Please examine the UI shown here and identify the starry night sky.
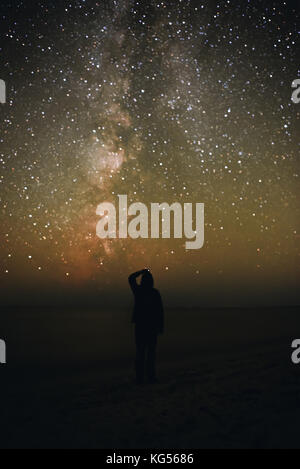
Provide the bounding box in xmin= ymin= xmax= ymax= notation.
xmin=0 ymin=0 xmax=299 ymax=307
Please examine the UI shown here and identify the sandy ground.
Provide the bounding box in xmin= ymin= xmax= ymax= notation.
xmin=0 ymin=307 xmax=300 ymax=448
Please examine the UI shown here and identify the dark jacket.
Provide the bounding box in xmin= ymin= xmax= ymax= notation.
xmin=129 ymin=275 xmax=164 ymax=335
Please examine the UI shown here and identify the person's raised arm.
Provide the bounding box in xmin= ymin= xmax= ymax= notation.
xmin=128 ymin=269 xmax=149 ymax=292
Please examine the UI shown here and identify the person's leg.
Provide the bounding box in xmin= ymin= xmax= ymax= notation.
xmin=146 ymin=336 xmax=157 ymax=383
xmin=135 ymin=333 xmax=146 ymax=384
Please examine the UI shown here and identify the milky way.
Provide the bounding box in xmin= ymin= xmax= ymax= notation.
xmin=0 ymin=0 xmax=299 ymax=306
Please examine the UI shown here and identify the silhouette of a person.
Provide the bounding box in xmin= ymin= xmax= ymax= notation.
xmin=128 ymin=269 xmax=164 ymax=384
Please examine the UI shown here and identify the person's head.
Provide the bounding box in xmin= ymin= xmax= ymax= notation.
xmin=141 ymin=271 xmax=154 ymax=289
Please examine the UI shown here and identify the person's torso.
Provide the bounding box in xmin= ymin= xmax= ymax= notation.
xmin=134 ymin=287 xmax=160 ymax=330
